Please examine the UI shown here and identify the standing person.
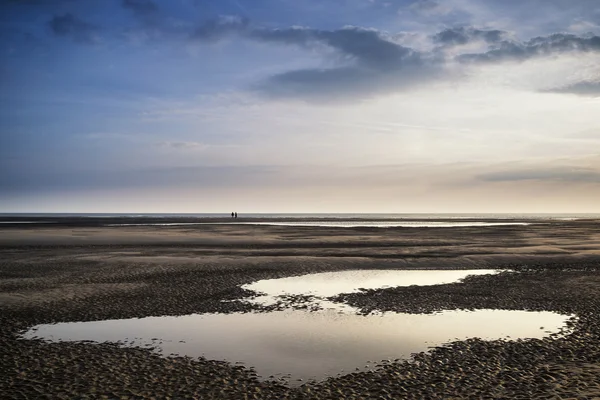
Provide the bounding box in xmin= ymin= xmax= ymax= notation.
xmin=234 ymin=212 xmax=238 ymax=218
xmin=231 ymin=212 xmax=234 ymax=218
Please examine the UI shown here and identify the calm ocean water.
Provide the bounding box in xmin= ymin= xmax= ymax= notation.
xmin=1 ymin=213 xmax=599 ymax=219
xmin=1 ymin=213 xmax=598 ymax=227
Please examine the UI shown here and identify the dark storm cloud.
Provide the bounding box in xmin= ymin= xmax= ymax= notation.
xmin=433 ymin=27 xmax=508 ymax=46
xmin=546 ymin=80 xmax=600 ymax=97
xmin=48 ymin=13 xmax=97 ymax=44
xmin=478 ymin=167 xmax=600 ymax=183
xmin=460 ymin=33 xmax=600 ymax=62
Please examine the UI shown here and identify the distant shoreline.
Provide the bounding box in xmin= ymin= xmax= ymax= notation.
xmin=0 ymin=213 xmax=599 ymax=229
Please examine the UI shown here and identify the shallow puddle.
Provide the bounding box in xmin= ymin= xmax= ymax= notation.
xmin=23 ymin=270 xmax=572 ymax=385
xmin=242 ymin=269 xmax=498 ymax=310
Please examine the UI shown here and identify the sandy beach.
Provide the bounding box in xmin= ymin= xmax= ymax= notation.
xmin=1 ymin=218 xmax=600 ymax=399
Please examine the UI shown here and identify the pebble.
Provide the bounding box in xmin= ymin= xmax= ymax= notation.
xmin=1 ymin=245 xmax=600 ymax=398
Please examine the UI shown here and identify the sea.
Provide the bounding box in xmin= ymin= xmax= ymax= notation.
xmin=0 ymin=213 xmax=598 ymax=227
xmin=1 ymin=213 xmax=598 ymax=219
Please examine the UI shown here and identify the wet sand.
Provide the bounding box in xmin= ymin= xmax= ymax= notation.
xmin=1 ymin=218 xmax=600 ymax=398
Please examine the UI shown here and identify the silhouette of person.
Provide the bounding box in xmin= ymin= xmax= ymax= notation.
xmin=234 ymin=212 xmax=238 ymax=218
xmin=231 ymin=212 xmax=234 ymax=218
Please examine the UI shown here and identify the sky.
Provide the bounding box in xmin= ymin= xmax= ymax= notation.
xmin=1 ymin=0 xmax=599 ymax=213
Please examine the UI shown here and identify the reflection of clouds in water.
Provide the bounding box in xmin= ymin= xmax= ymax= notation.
xmin=21 ymin=265 xmax=568 ymax=384
xmin=23 ymin=308 xmax=572 ymax=384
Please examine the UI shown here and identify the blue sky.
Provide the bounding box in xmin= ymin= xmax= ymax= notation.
xmin=1 ymin=0 xmax=600 ymax=212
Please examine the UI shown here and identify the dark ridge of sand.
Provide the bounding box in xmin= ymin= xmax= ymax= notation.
xmin=1 ymin=222 xmax=600 ymax=399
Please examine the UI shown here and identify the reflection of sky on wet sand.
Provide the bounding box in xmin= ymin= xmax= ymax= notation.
xmin=24 ymin=309 xmax=571 ymax=384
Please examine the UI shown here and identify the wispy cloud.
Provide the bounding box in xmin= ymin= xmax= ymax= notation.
xmin=460 ymin=33 xmax=600 ymax=63
xmin=432 ymin=27 xmax=509 ymax=46
xmin=409 ymin=0 xmax=454 ymax=17
xmin=478 ymin=166 xmax=600 ymax=183
xmin=546 ymin=80 xmax=600 ymax=97
xmin=157 ymin=141 xmax=206 ymax=149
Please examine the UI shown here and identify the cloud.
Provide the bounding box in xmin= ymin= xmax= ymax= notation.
xmin=255 ymin=67 xmax=377 ymax=100
xmin=48 ymin=13 xmax=98 ymax=44
xmin=478 ymin=167 xmax=600 ymax=183
xmin=255 ymin=63 xmax=438 ymax=101
xmin=409 ymin=0 xmax=453 ymax=16
xmin=433 ymin=27 xmax=508 ymax=46
xmin=192 ymin=21 xmax=436 ymax=99
xmin=190 ymin=17 xmax=600 ymax=67
xmin=193 ymin=22 xmax=421 ymax=70
xmin=255 ymin=26 xmax=422 ymax=70
xmin=546 ymin=80 xmax=600 ymax=97
xmin=188 ymin=17 xmax=600 ymax=99
xmin=257 ymin=28 xmax=436 ymax=101
xmin=157 ymin=141 xmax=206 ymax=149
xmin=460 ymin=33 xmax=600 ymax=62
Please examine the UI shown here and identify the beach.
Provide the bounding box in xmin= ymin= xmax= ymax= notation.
xmin=1 ymin=217 xmax=600 ymax=399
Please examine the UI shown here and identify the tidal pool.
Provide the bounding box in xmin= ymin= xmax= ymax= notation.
xmin=244 ymin=269 xmax=497 ymax=298
xmin=24 ymin=309 xmax=571 ymax=383
xmin=242 ymin=269 xmax=498 ymax=309
xmin=22 ymin=270 xmax=572 ymax=384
